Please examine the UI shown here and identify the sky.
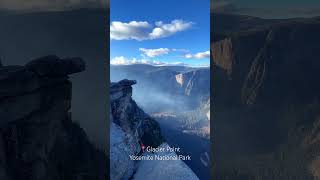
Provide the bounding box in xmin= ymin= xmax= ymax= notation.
xmin=0 ymin=0 xmax=106 ymax=11
xmin=213 ymin=0 xmax=320 ymax=18
xmin=110 ymin=0 xmax=210 ymax=67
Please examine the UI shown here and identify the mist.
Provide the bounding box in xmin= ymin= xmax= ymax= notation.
xmin=110 ymin=65 xmax=199 ymax=114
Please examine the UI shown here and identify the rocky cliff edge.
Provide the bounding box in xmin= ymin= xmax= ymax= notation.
xmin=0 ymin=55 xmax=107 ymax=180
xmin=110 ymin=79 xmax=199 ymax=180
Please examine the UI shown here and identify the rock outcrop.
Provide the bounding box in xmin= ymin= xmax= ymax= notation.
xmin=0 ymin=55 xmax=107 ymax=180
xmin=110 ymin=79 xmax=199 ymax=180
xmin=0 ymin=9 xmax=109 ymax=150
xmin=134 ymin=143 xmax=200 ymax=180
xmin=110 ymin=79 xmax=163 ymax=148
xmin=110 ymin=121 xmax=138 ymax=180
xmin=110 ymin=79 xmax=164 ymax=180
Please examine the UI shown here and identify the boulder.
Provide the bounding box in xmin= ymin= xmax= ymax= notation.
xmin=0 ymin=56 xmax=106 ymax=180
xmin=26 ymin=55 xmax=85 ymax=76
xmin=118 ymin=79 xmax=137 ymax=86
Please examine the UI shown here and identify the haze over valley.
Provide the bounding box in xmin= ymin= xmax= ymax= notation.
xmin=111 ymin=64 xmax=210 ymax=179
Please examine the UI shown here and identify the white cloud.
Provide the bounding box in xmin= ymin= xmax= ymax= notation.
xmin=139 ymin=48 xmax=170 ymax=57
xmin=149 ymin=20 xmax=193 ymax=39
xmin=184 ymin=50 xmax=210 ymax=59
xmin=110 ymin=21 xmax=152 ymax=41
xmin=110 ymin=56 xmax=129 ymax=65
xmin=111 ymin=56 xmax=165 ymax=66
xmin=110 ymin=56 xmax=186 ymax=66
xmin=110 ymin=19 xmax=193 ymax=41
xmin=166 ymin=62 xmax=189 ymax=66
xmin=172 ymin=49 xmax=189 ymax=53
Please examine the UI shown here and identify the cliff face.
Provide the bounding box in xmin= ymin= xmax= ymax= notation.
xmin=0 ymin=56 xmax=107 ymax=180
xmin=110 ymin=79 xmax=164 ymax=180
xmin=175 ymin=69 xmax=210 ymax=97
xmin=212 ymin=16 xmax=320 ymax=178
xmin=110 ymin=79 xmax=164 ymax=148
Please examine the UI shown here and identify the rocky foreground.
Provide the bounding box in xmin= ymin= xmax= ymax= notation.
xmin=0 ymin=56 xmax=107 ymax=180
xmin=110 ymin=79 xmax=199 ymax=180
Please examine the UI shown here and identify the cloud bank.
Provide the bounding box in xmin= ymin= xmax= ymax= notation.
xmin=138 ymin=48 xmax=210 ymax=59
xmin=184 ymin=51 xmax=210 ymax=59
xmin=139 ymin=48 xmax=170 ymax=58
xmin=110 ymin=56 xmax=186 ymax=66
xmin=110 ymin=19 xmax=193 ymax=41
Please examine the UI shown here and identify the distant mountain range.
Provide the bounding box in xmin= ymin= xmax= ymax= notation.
xmin=212 ymin=13 xmax=320 ymax=42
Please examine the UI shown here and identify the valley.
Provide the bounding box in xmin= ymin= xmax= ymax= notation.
xmin=111 ymin=64 xmax=210 ymax=179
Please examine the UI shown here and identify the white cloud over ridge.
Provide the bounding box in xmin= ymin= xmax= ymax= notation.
xmin=110 ymin=19 xmax=193 ymax=41
xmin=138 ymin=48 xmax=210 ymax=60
xmin=184 ymin=50 xmax=210 ymax=59
xmin=110 ymin=56 xmax=187 ymax=66
xmin=139 ymin=48 xmax=170 ymax=57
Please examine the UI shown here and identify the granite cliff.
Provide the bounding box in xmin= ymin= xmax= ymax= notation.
xmin=175 ymin=69 xmax=210 ymax=98
xmin=212 ymin=13 xmax=320 ymax=179
xmin=0 ymin=56 xmax=107 ymax=180
xmin=110 ymin=79 xmax=164 ymax=149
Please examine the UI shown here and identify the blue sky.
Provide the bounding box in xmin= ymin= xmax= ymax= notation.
xmin=110 ymin=0 xmax=210 ymax=67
